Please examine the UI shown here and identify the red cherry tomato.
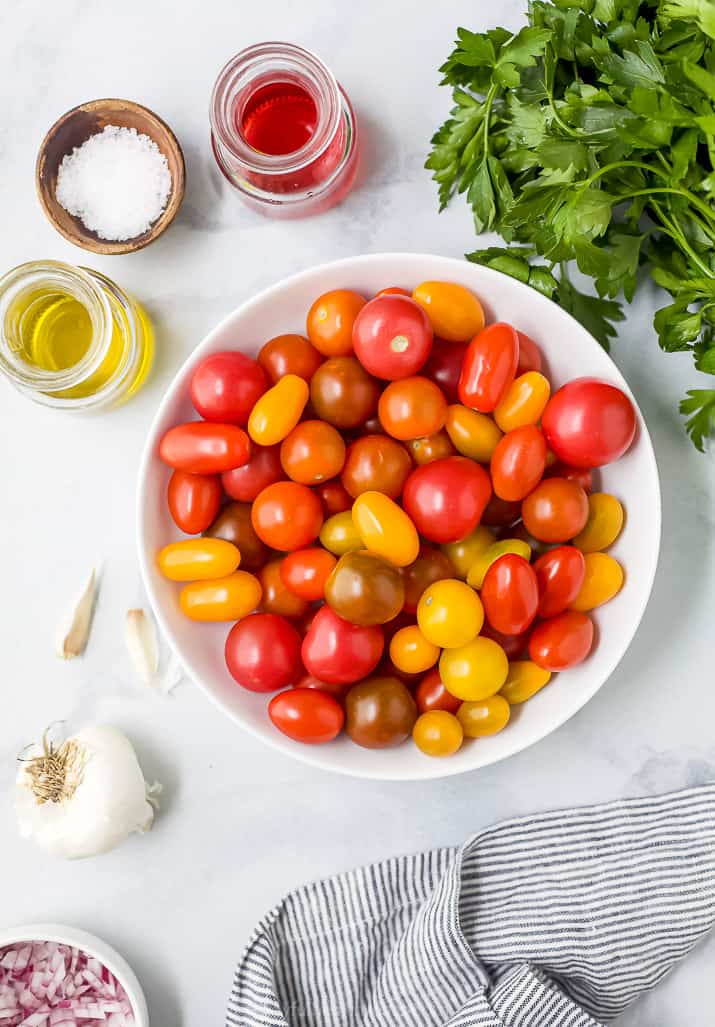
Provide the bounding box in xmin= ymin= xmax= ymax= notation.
xmin=422 ymin=339 xmax=469 ymax=404
xmin=352 ymin=295 xmax=433 ymax=380
xmin=529 ymin=610 xmax=594 ymax=671
xmin=376 ymin=286 xmax=411 ymax=297
xmin=533 ymin=546 xmax=586 ymax=618
xmin=301 ymin=606 xmax=383 ymax=685
xmin=190 ymin=352 xmax=268 ymax=425
xmin=280 ymin=548 xmax=337 ymax=601
xmin=490 ymin=425 xmax=547 ymax=502
xmin=459 ymin=322 xmax=519 ymax=413
xmin=225 ymin=613 xmax=302 ymax=692
xmin=415 ymin=669 xmax=462 ymax=714
xmin=251 ymin=481 xmax=323 ymax=551
xmin=403 ymin=456 xmax=492 ymax=544
xmin=268 ymin=688 xmax=344 ymax=744
xmin=516 ymin=331 xmax=542 ymax=375
xmin=315 ymin=480 xmax=353 ymax=516
xmin=480 ymin=621 xmax=529 ymax=660
xmin=545 ymin=461 xmax=593 ymax=493
xmin=522 ymin=478 xmax=589 ymax=543
xmin=257 ymin=334 xmax=323 ymax=383
xmin=297 ymin=671 xmax=350 ymax=698
xmin=481 ymin=554 xmax=539 ymax=635
xmin=167 ymin=470 xmax=222 ymax=534
xmin=222 ymin=444 xmax=283 ymax=502
xmin=159 ymin=422 xmax=251 ymax=474
xmin=542 ymin=378 xmax=637 ymax=468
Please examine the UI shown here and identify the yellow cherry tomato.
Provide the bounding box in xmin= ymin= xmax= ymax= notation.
xmin=494 ymin=372 xmax=551 ymax=433
xmin=417 ymin=579 xmax=484 ymax=649
xmin=412 ymin=281 xmax=485 ymax=342
xmin=352 ymin=491 xmax=420 ymax=567
xmin=445 ymin=405 xmax=503 ymax=462
xmin=389 ymin=625 xmax=440 ymax=674
xmin=413 ymin=710 xmax=464 ymax=757
xmin=570 ymin=552 xmax=624 ymax=611
xmin=573 ymin=493 xmax=625 ymax=553
xmin=439 ymin=636 xmax=509 ymax=700
xmin=319 ymin=510 xmax=362 ymax=556
xmin=457 ymin=695 xmax=511 ymax=737
xmin=179 ymin=570 xmax=262 ymax=621
xmin=500 ymin=660 xmax=552 ymax=704
xmin=157 ymin=538 xmax=240 ymax=581
xmin=467 ymin=538 xmax=531 ymax=590
xmin=441 ymin=525 xmax=494 ymax=580
xmin=247 ymin=374 xmax=309 ymax=446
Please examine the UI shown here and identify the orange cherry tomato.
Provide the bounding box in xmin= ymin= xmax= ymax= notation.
xmin=341 ymin=434 xmax=412 ymax=498
xmin=402 ymin=546 xmax=455 ymax=613
xmin=412 ymin=710 xmax=464 ymax=757
xmin=522 ymin=478 xmax=589 ymax=543
xmin=493 ymin=372 xmax=551 ymax=433
xmin=457 ymin=695 xmax=511 ymax=737
xmin=280 ymin=548 xmax=337 ymax=601
xmin=389 ymin=625 xmax=440 ymax=675
xmin=459 ymin=322 xmax=519 ymax=413
xmin=445 ymin=405 xmax=503 ymax=462
xmin=378 ymin=376 xmax=448 ymax=441
xmin=516 ymin=331 xmax=543 ymax=374
xmin=280 ymin=420 xmax=346 ymax=485
xmin=247 ymin=374 xmax=309 ymax=446
xmin=352 ymin=491 xmax=420 ymax=567
xmin=251 ymin=481 xmax=323 ymax=551
xmin=377 ymin=286 xmax=411 ymax=297
xmin=315 ymin=480 xmax=353 ymax=516
xmin=179 ymin=570 xmax=262 ymax=622
xmin=157 ymin=538 xmax=240 ymax=581
xmin=259 ymin=559 xmax=310 ymax=618
xmin=257 ymin=333 xmax=323 ymax=383
xmin=306 ymin=289 xmax=366 ymax=356
xmin=414 ymin=668 xmax=462 ymax=714
xmin=490 ymin=425 xmax=547 ymax=502
xmin=404 ymin=430 xmax=455 ymax=465
xmin=570 ymin=552 xmax=624 ymax=611
xmin=529 ymin=610 xmax=594 ymax=671
xmin=412 ymin=281 xmax=485 ymax=342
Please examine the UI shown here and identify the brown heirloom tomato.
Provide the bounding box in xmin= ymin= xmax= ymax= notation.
xmin=258 ymin=333 xmax=323 ymax=383
xmin=402 ymin=546 xmax=455 ymax=613
xmin=404 ymin=430 xmax=455 ymax=466
xmin=325 ymin=550 xmax=405 ymax=626
xmin=259 ymin=559 xmax=310 ymax=618
xmin=341 ymin=434 xmax=412 ymax=499
xmin=345 ymin=676 xmax=417 ymax=749
xmin=310 ymin=356 xmax=380 ymax=429
xmin=205 ymin=501 xmax=269 ymax=571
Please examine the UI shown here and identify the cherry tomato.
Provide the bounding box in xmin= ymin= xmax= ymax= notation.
xmin=159 ymin=422 xmax=251 ymax=474
xmin=570 ymin=552 xmax=624 ymax=611
xmin=542 ymin=378 xmax=637 ymax=467
xmin=481 ymin=494 xmax=522 ymax=528
xmin=378 ymin=376 xmax=447 ymax=441
xmin=221 ymin=444 xmax=283 ymax=502
xmin=302 ymin=606 xmax=383 ymax=685
xmin=529 ymin=610 xmax=594 ymax=671
xmin=459 ymin=322 xmax=519 ymax=413
xmin=280 ymin=548 xmax=337 ymax=601
xmin=417 ymin=579 xmax=484 ymax=649
xmin=297 ymin=671 xmax=351 ymax=698
xmin=247 ymin=374 xmax=309 ymax=446
xmin=157 ymin=538 xmax=240 ymax=581
xmin=415 ymin=669 xmax=462 ymax=714
xmin=412 ymin=281 xmax=485 ymax=342
xmin=251 ymin=481 xmax=323 ymax=551
xmin=345 ymin=676 xmax=417 ymax=748
xmin=481 ymin=554 xmax=539 ymax=635
xmin=404 ymin=430 xmax=455 ymax=465
xmin=413 ymin=710 xmax=463 ymax=757
xmin=377 ymin=286 xmax=411 ymax=297
xmin=310 ymin=356 xmax=380 ymax=428
xmin=315 ymin=480 xmax=353 ymax=516
xmin=403 ymin=456 xmax=492 ymax=544
xmin=522 ymin=478 xmax=589 ymax=543
xmin=516 ymin=331 xmax=543 ymax=375
xmin=402 ymin=546 xmax=455 ymax=612
xmin=439 ymin=636 xmax=509 ymax=700
xmin=500 ymin=660 xmax=552 ymax=704
xmin=167 ymin=470 xmax=221 ymax=534
xmin=259 ymin=559 xmax=310 ymax=618
xmin=480 ymin=622 xmax=529 ymax=661
xmin=352 ymin=491 xmax=420 ymax=567
xmin=457 ymin=695 xmax=510 ymax=737
xmin=445 ymin=405 xmax=503 ymax=462
xmin=466 ymin=539 xmax=532 ymax=590
xmin=544 ymin=462 xmax=593 ymax=492
xmin=280 ymin=420 xmax=346 ymax=485
xmin=534 ymin=546 xmax=586 ymax=618
xmin=573 ymin=493 xmax=624 ymax=553
xmin=493 ymin=372 xmax=551 ymax=433
xmin=179 ymin=570 xmax=262 ymax=621
xmin=225 ymin=612 xmax=302 ymax=692
xmin=268 ymin=688 xmax=344 ymax=744
xmin=352 ymin=295 xmax=433 ymax=379
xmin=257 ymin=334 xmax=323 ymax=383
xmin=205 ymin=502 xmax=269 ymax=571
xmin=422 ymin=339 xmax=469 ymax=404
xmin=190 ymin=351 xmax=268 ymax=426
xmin=341 ymin=435 xmax=412 ymax=499
xmin=490 ymin=425 xmax=547 ymax=502
xmin=306 ymin=289 xmax=366 ymax=356
xmin=389 ymin=625 xmax=440 ymax=674
xmin=441 ymin=525 xmax=494 ymax=580
xmin=319 ymin=510 xmax=362 ymax=556
xmin=325 ymin=550 xmax=405 ymax=625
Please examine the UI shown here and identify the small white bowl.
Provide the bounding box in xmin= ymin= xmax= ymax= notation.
xmin=0 ymin=923 xmax=149 ymax=1026
xmin=137 ymin=252 xmax=661 ymax=781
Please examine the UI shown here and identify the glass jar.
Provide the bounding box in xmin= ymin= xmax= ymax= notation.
xmin=0 ymin=260 xmax=153 ymax=411
xmin=210 ymin=42 xmax=359 ymax=218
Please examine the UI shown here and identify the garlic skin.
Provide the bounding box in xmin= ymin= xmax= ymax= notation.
xmin=15 ymin=724 xmax=156 ymax=860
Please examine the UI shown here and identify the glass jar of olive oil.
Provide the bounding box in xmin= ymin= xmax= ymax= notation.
xmin=0 ymin=260 xmax=153 ymax=410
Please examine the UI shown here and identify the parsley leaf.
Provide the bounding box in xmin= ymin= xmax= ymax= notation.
xmin=680 ymin=389 xmax=715 ymax=450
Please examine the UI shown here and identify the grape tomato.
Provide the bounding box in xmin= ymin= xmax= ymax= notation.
xmin=533 ymin=545 xmax=585 ymax=618
xmin=157 ymin=538 xmax=240 ymax=581
xmin=480 ymin=554 xmax=539 ymax=635
xmin=179 ymin=570 xmax=262 ymax=622
xmin=352 ymin=491 xmax=420 ymax=567
xmin=167 ymin=470 xmax=221 ymax=535
xmin=248 ymin=374 xmax=309 ymax=446
xmin=160 ymin=422 xmax=251 ymax=474
xmin=269 ymin=688 xmax=344 ymax=745
xmin=459 ymin=322 xmax=519 ymax=413
xmin=573 ymin=493 xmax=624 ymax=553
xmin=412 ymin=281 xmax=485 ymax=342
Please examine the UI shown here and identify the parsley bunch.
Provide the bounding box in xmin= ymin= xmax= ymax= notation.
xmin=427 ymin=0 xmax=715 ymax=449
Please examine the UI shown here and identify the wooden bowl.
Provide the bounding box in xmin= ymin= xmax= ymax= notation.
xmin=36 ymin=98 xmax=185 ymax=255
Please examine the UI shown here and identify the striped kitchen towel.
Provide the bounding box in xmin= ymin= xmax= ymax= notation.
xmin=228 ymin=784 xmax=715 ymax=1026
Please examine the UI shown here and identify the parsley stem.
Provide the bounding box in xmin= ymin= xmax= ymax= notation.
xmin=650 ymin=198 xmax=714 ymax=279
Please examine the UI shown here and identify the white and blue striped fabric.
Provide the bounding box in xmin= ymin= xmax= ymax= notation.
xmin=228 ymin=784 xmax=715 ymax=1026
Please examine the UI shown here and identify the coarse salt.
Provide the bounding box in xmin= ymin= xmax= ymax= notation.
xmin=56 ymin=125 xmax=172 ymax=241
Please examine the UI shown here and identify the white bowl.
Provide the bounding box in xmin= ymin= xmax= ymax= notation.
xmin=0 ymin=923 xmax=149 ymax=1026
xmin=137 ymin=253 xmax=660 ymax=781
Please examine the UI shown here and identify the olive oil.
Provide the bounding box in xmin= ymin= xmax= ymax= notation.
xmin=10 ymin=289 xmax=92 ymax=371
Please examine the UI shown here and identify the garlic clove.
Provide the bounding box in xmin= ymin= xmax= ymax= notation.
xmin=125 ymin=608 xmax=159 ymax=687
xmin=159 ymin=650 xmax=185 ymax=695
xmin=56 ymin=568 xmax=98 ymax=659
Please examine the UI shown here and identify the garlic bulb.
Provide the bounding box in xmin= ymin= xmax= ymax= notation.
xmin=15 ymin=724 xmax=157 ymax=860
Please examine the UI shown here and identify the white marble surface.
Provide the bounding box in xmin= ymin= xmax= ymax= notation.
xmin=1 ymin=1 xmax=714 ymax=1024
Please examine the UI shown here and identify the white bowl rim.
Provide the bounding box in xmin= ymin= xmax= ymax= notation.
xmin=0 ymin=922 xmax=149 ymax=1026
xmin=137 ymin=251 xmax=661 ymax=782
